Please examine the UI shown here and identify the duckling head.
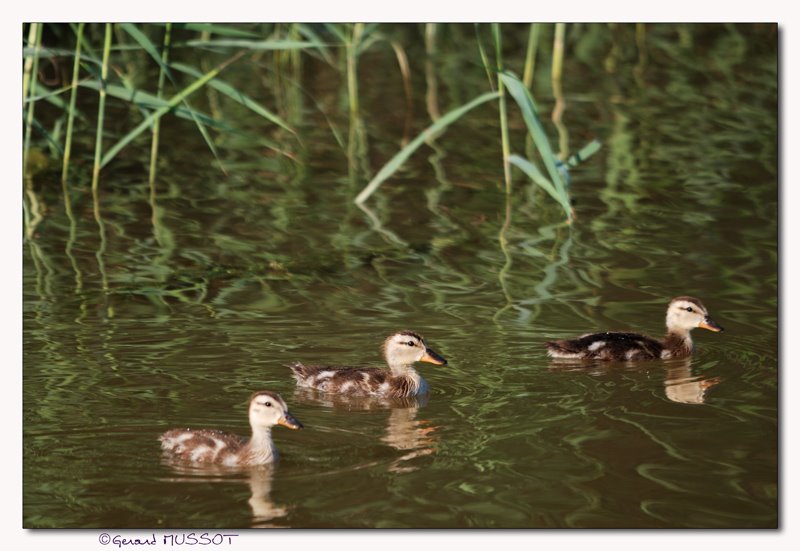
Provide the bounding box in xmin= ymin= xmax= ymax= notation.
xmin=382 ymin=330 xmax=448 ymax=369
xmin=248 ymin=391 xmax=303 ymax=431
xmin=666 ymin=296 xmax=724 ymax=335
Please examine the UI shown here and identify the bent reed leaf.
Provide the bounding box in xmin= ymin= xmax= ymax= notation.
xmin=355 ymin=91 xmax=500 ymax=204
xmin=99 ymin=51 xmax=246 ymax=169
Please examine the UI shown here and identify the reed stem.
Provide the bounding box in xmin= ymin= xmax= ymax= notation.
xmin=346 ymin=23 xmax=364 ymax=122
xmin=91 ymin=24 xmax=113 ymax=194
xmin=551 ymin=23 xmax=569 ymax=161
xmin=61 ymin=23 xmax=85 ymax=185
xmin=23 ymin=23 xmax=42 ymax=177
xmin=149 ymin=23 xmax=172 ymax=186
xmin=493 ymin=24 xmax=512 ymax=192
xmin=522 ymin=23 xmax=540 ymax=90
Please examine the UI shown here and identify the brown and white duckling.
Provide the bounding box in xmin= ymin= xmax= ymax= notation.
xmin=289 ymin=330 xmax=447 ymax=398
xmin=159 ymin=391 xmax=303 ymax=467
xmin=545 ymin=296 xmax=723 ymax=361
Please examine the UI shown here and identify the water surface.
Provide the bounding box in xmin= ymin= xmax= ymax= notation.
xmin=23 ymin=23 xmax=777 ymax=528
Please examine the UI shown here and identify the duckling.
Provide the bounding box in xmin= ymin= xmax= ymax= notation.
xmin=159 ymin=391 xmax=303 ymax=467
xmin=545 ymin=296 xmax=723 ymax=361
xmin=289 ymin=330 xmax=447 ymax=398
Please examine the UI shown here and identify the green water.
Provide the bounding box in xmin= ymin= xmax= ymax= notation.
xmin=23 ymin=23 xmax=777 ymax=528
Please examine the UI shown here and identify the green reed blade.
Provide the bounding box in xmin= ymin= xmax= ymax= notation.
xmin=175 ymin=23 xmax=259 ymax=38
xmin=567 ymin=139 xmax=602 ymax=167
xmin=509 ymin=154 xmax=571 ymax=216
xmin=100 ymin=50 xmax=245 ymax=168
xmin=62 ymin=22 xmax=84 ymax=184
xmin=322 ymin=23 xmax=348 ymax=43
xmin=185 ymin=38 xmax=323 ymax=50
xmin=23 ymin=23 xmax=42 ymax=177
xmin=474 ymin=24 xmax=496 ymax=91
xmin=493 ymin=23 xmax=512 ymax=192
xmin=149 ymin=23 xmax=171 ymax=184
xmin=80 ymin=80 xmax=243 ymax=134
xmin=523 ymin=23 xmax=541 ymax=89
xmin=30 ymin=115 xmax=64 ymax=157
xmin=120 ymin=24 xmax=169 ymax=76
xmin=171 ymin=62 xmax=295 ymax=133
xmin=122 ymin=23 xmax=226 ymax=175
xmin=499 ymin=72 xmax=569 ymax=202
xmin=91 ymin=23 xmax=113 ymax=190
xmin=295 ymin=24 xmax=334 ymax=65
xmin=355 ymin=91 xmax=501 ymax=204
xmin=26 ymin=83 xmax=72 ymax=109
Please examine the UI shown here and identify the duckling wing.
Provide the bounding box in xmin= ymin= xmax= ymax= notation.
xmin=289 ymin=363 xmax=388 ymax=394
xmin=546 ymin=332 xmax=663 ymax=360
xmin=160 ymin=428 xmax=247 ymax=464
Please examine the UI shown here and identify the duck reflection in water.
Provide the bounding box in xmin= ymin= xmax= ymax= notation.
xmin=293 ymin=388 xmax=437 ymax=473
xmin=548 ymin=357 xmax=721 ymax=405
xmin=662 ymin=358 xmax=722 ymax=405
xmin=158 ymin=462 xmax=289 ymax=527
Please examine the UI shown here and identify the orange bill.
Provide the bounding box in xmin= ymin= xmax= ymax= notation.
xmin=278 ymin=412 xmax=304 ymax=430
xmin=420 ymin=347 xmax=448 ymax=366
xmin=699 ymin=317 xmax=724 ymax=332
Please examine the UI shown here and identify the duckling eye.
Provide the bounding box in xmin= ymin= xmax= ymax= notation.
xmin=685 ymin=307 xmax=694 ymax=313
xmin=264 ymin=402 xmax=272 ymax=407
xmin=406 ymin=341 xmax=415 ymax=347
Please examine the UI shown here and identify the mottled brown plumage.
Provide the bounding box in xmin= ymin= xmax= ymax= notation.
xmin=290 ymin=331 xmax=447 ymax=397
xmin=159 ymin=391 xmax=302 ymax=467
xmin=545 ymin=296 xmax=723 ymax=361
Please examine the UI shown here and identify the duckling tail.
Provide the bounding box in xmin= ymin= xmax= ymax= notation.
xmin=544 ymin=340 xmax=581 ymax=358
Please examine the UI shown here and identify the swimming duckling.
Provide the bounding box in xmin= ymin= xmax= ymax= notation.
xmin=289 ymin=330 xmax=447 ymax=398
xmin=159 ymin=391 xmax=303 ymax=467
xmin=545 ymin=296 xmax=723 ymax=361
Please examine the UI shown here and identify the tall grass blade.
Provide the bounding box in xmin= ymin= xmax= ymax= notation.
xmin=508 ymin=155 xmax=571 ymax=215
xmin=566 ymin=139 xmax=602 ymax=167
xmin=185 ymin=38 xmax=324 ymax=50
xmin=149 ymin=23 xmax=171 ymax=185
xmin=499 ymin=72 xmax=569 ymax=200
xmin=171 ymin=62 xmax=295 ymax=133
xmin=61 ymin=23 xmax=84 ymax=184
xmin=493 ymin=23 xmax=512 ymax=191
xmin=523 ymin=23 xmax=541 ymax=89
xmin=78 ymin=81 xmax=230 ymax=129
xmin=122 ymin=23 xmax=227 ymax=175
xmin=91 ymin=24 xmax=113 ymax=190
xmin=176 ymin=23 xmax=260 ymax=38
xmin=100 ymin=51 xmax=246 ymax=169
xmin=295 ymin=24 xmax=334 ymax=65
xmin=474 ymin=24 xmax=496 ymax=91
xmin=551 ymin=23 xmax=569 ymax=160
xmin=23 ymin=23 xmax=42 ymax=177
xmin=355 ymin=91 xmax=500 ymax=204
xmin=120 ymin=23 xmax=170 ymax=76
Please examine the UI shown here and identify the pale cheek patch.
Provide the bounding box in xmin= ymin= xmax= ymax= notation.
xmin=588 ymin=341 xmax=606 ymax=352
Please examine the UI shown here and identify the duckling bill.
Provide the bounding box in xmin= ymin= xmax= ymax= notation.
xmin=290 ymin=330 xmax=447 ymax=398
xmin=545 ymin=296 xmax=723 ymax=361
